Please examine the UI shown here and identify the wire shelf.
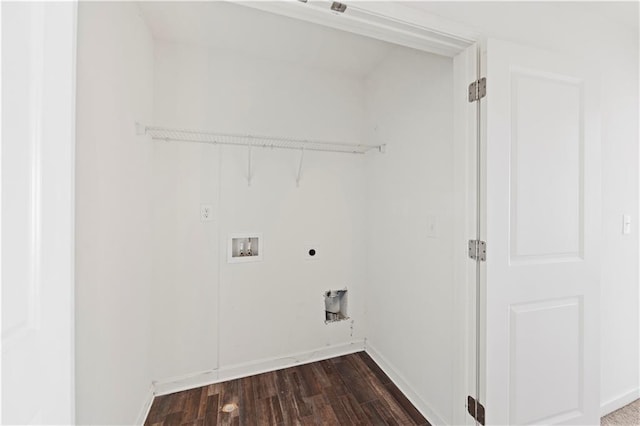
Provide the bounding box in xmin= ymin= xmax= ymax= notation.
xmin=143 ymin=125 xmax=384 ymax=155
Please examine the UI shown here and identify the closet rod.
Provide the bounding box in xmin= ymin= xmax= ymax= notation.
xmin=137 ymin=124 xmax=385 ymax=155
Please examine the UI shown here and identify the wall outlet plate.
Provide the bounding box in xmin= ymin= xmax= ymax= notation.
xmin=623 ymin=214 xmax=632 ymax=235
xmin=200 ymin=204 xmax=214 ymax=222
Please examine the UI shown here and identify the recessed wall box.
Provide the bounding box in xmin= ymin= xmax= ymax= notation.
xmin=228 ymin=233 xmax=263 ymax=263
xmin=324 ymin=289 xmax=348 ymax=323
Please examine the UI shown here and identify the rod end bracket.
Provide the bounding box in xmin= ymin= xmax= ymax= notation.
xmin=135 ymin=122 xmax=147 ymax=136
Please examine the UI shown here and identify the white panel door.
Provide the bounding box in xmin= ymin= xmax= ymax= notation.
xmin=483 ymin=39 xmax=600 ymax=425
xmin=2 ymin=2 xmax=76 ymax=424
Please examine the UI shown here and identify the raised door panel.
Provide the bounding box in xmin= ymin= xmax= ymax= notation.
xmin=509 ymin=298 xmax=583 ymax=424
xmin=510 ymin=71 xmax=584 ymax=263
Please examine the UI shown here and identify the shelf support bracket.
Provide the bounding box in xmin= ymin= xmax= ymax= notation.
xmin=296 ymin=148 xmax=305 ymax=187
xmin=247 ymin=143 xmax=253 ymax=187
xmin=135 ymin=122 xmax=147 ymax=136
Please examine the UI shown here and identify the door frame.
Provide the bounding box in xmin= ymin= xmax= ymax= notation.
xmin=238 ymin=2 xmax=484 ymax=424
xmin=1 ymin=1 xmax=78 ymax=423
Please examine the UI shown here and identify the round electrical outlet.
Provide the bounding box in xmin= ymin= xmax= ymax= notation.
xmin=304 ymin=244 xmax=320 ymax=260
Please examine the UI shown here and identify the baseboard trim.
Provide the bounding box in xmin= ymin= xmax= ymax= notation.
xmin=601 ymin=387 xmax=640 ymax=416
xmin=135 ymin=384 xmax=155 ymax=425
xmin=152 ymin=340 xmax=366 ymax=396
xmin=365 ymin=343 xmax=446 ymax=426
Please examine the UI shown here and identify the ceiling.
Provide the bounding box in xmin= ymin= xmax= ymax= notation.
xmin=577 ymin=1 xmax=639 ymax=34
xmin=136 ymin=1 xmax=399 ymax=78
xmin=410 ymin=1 xmax=639 ymax=36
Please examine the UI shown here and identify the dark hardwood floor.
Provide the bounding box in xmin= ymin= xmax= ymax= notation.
xmin=145 ymin=351 xmax=430 ymax=426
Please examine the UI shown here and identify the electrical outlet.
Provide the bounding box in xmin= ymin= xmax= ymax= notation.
xmin=623 ymin=214 xmax=631 ymax=235
xmin=200 ymin=204 xmax=213 ymax=222
xmin=304 ymin=243 xmax=320 ymax=260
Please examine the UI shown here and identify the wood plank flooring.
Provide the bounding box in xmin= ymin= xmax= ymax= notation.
xmin=145 ymin=351 xmax=430 ymax=426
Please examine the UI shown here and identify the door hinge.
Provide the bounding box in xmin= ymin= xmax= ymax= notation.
xmin=468 ymin=239 xmax=486 ymax=261
xmin=467 ymin=396 xmax=486 ymax=425
xmin=468 ymin=77 xmax=487 ymax=102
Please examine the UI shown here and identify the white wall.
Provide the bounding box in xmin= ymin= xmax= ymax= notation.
xmin=364 ymin=48 xmax=455 ymax=424
xmin=75 ymin=2 xmax=154 ymax=424
xmin=150 ymin=43 xmax=220 ymax=382
xmin=410 ymin=1 xmax=640 ymax=413
xmin=151 ymin=42 xmax=368 ymax=382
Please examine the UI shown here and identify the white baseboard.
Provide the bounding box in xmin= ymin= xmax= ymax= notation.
xmin=152 ymin=340 xmax=366 ymax=396
xmin=135 ymin=384 xmax=155 ymax=426
xmin=365 ymin=343 xmax=446 ymax=426
xmin=601 ymin=387 xmax=640 ymax=416
xmin=153 ymin=370 xmax=219 ymax=398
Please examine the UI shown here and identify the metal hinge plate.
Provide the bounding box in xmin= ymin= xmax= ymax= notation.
xmin=468 ymin=239 xmax=486 ymax=261
xmin=330 ymin=1 xmax=347 ymax=12
xmin=467 ymin=396 xmax=486 ymax=425
xmin=468 ymin=78 xmax=487 ymax=102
